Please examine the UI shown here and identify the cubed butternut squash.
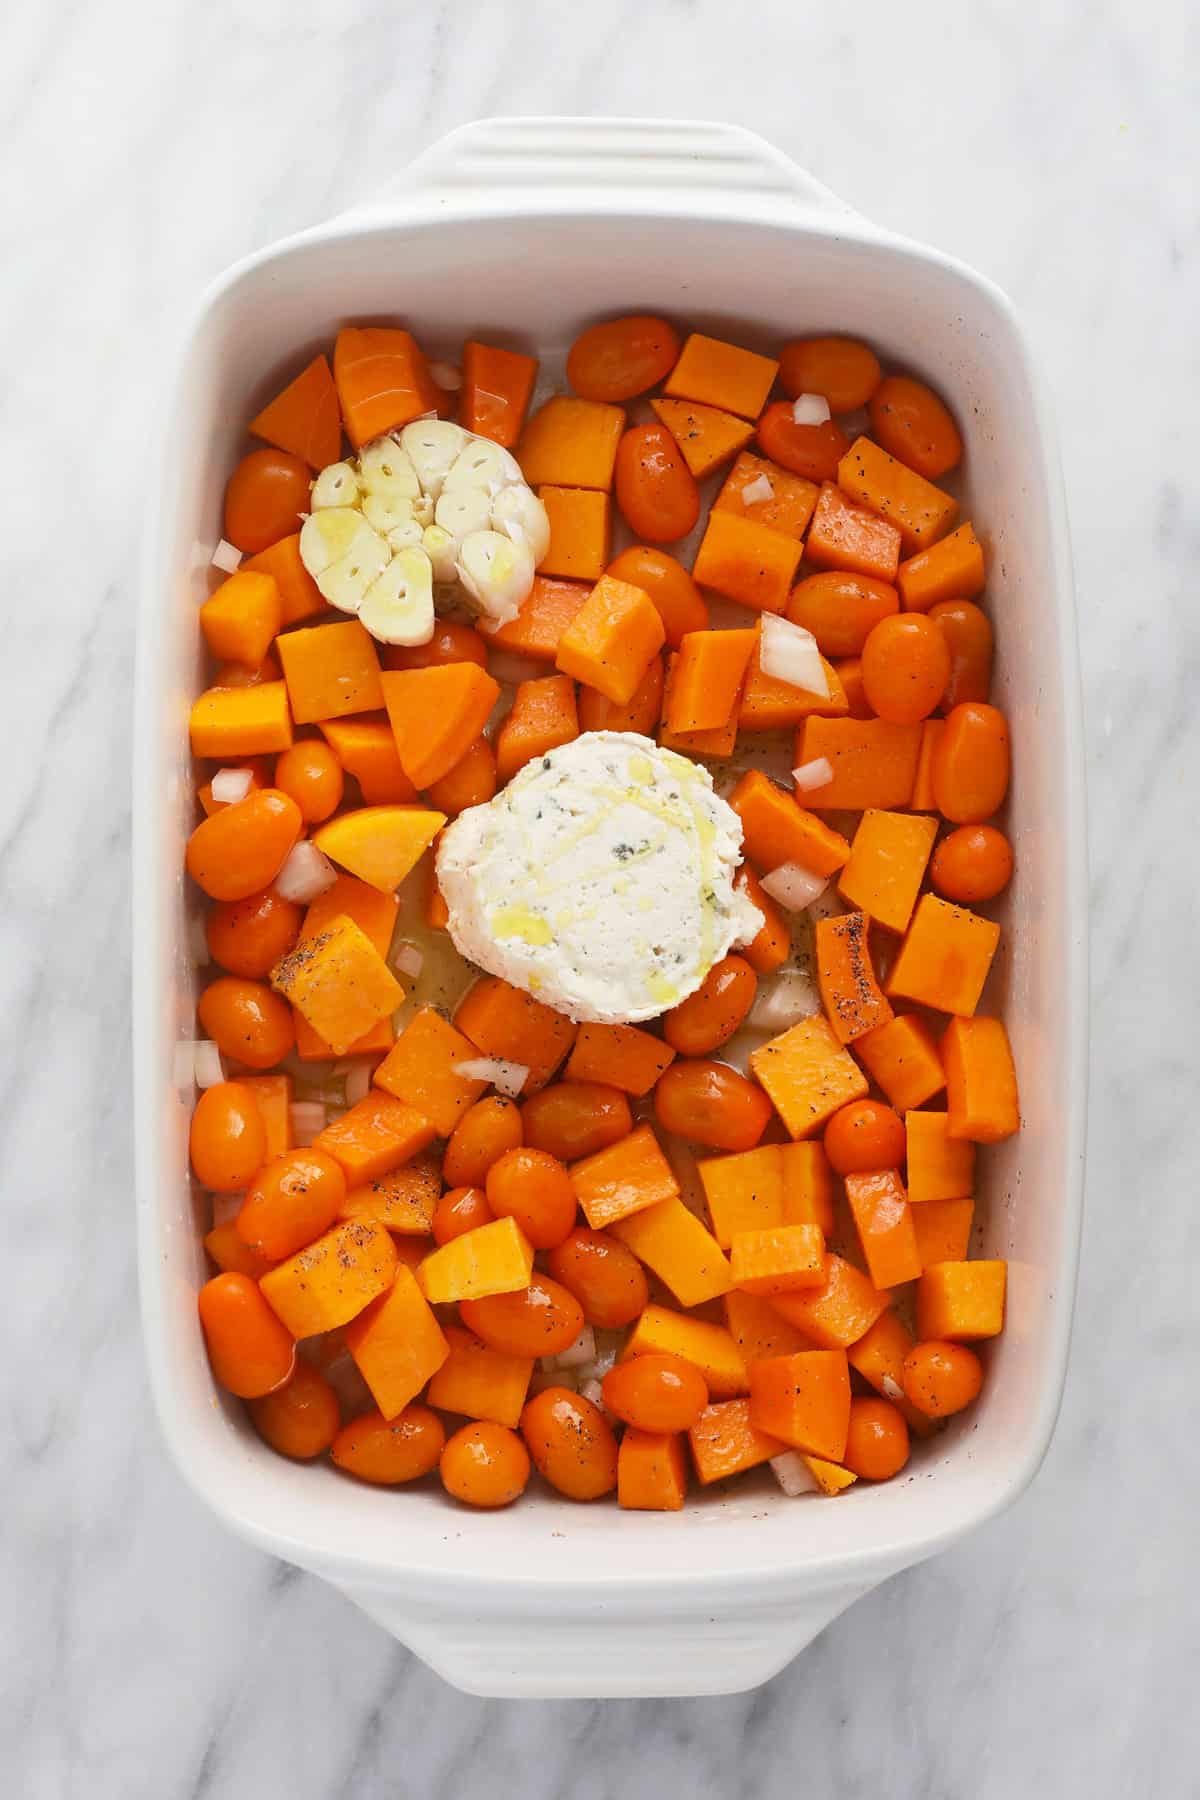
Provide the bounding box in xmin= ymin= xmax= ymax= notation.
xmin=537 ymin=486 xmax=610 ymax=581
xmin=779 ymin=1142 xmax=836 ymax=1235
xmin=730 ymin=1224 xmax=826 ymax=1295
xmin=898 ymin=521 xmax=986 ymax=612
xmin=845 ymin=1169 xmax=922 ymax=1289
xmin=750 ymin=1014 xmax=869 ymax=1139
xmin=729 ymin=769 xmax=851 ymax=877
xmin=795 ymin=717 xmax=923 ymax=811
xmin=911 ymin=718 xmax=945 ymax=811
xmin=483 ymin=575 xmax=590 ymax=662
xmin=495 ymin=674 xmax=579 ymax=782
xmin=942 ymin=1014 xmax=1020 ymax=1142
xmin=713 ymin=451 xmax=819 ymax=539
xmin=200 ymin=570 xmax=282 ymax=668
xmin=259 ymin=1219 xmax=399 ymax=1337
xmin=610 ymin=1196 xmax=732 ymax=1307
xmin=373 ymin=1005 xmax=488 ymax=1137
xmin=189 ymin=681 xmax=294 ymax=757
xmin=905 ymin=1110 xmax=976 ymax=1203
xmin=312 ymin=805 xmax=445 ymax=893
xmin=805 ymin=481 xmax=902 ymax=582
xmin=917 ymin=1260 xmax=1007 ymax=1341
xmin=333 ymin=325 xmax=441 ymax=448
xmin=699 ymin=1145 xmax=784 ymax=1249
xmin=723 ymin=1290 xmax=816 ymax=1364
xmin=838 ymin=436 xmax=958 ymax=554
xmin=319 ymin=715 xmax=416 ymax=805
xmin=625 ymin=1304 xmax=747 ymax=1398
xmin=314 ymin=1092 xmax=437 ymax=1185
xmin=748 ymin=1350 xmax=851 ymax=1462
xmin=519 ymin=395 xmax=625 ymax=489
xmin=344 ymin=1264 xmax=448 ymax=1418
xmin=455 ymin=975 xmax=577 ymax=1092
xmin=243 ymin=533 xmax=326 ymax=626
xmin=425 ymin=1324 xmax=533 ymax=1427
xmin=814 ymin=911 xmax=893 ymax=1045
xmin=276 ymin=619 xmax=384 ymax=724
xmin=564 ymin=1021 xmax=675 ymax=1097
xmin=853 ymin=1014 xmax=945 ymax=1113
xmin=691 ymin=512 xmax=804 ymax=615
xmin=839 ymin=809 xmax=938 ymax=933
xmin=770 ymin=1253 xmax=888 ymax=1349
xmin=338 ymin=1155 xmax=441 ymax=1235
xmin=249 ymin=352 xmax=342 ymax=470
xmin=417 ymin=1215 xmax=534 ymax=1304
xmin=886 ymin=894 xmax=1000 ymax=1016
xmin=688 ymin=1398 xmax=784 ymax=1484
xmin=570 ymin=1123 xmax=679 ymax=1231
xmin=381 ymin=662 xmax=501 ymax=790
xmin=270 ymin=912 xmax=403 ymax=1056
xmin=555 ymin=573 xmax=665 ymax=706
xmin=664 ymin=628 xmax=757 ymax=733
xmin=911 ymin=1196 xmax=975 ymax=1268
xmin=664 ymin=333 xmax=779 ymax=419
xmin=649 ymin=397 xmax=755 ymax=478
xmin=618 ymin=1428 xmax=688 ymax=1511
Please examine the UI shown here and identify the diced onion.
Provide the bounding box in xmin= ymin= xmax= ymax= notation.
xmin=792 ymin=756 xmax=834 ymax=792
xmin=544 ymin=1326 xmax=596 ymax=1371
xmin=759 ymin=613 xmax=829 ymax=698
xmin=290 ymin=1101 xmax=327 ymax=1146
xmin=194 ymin=1041 xmax=227 ymax=1089
xmin=528 ymin=1363 xmax=574 ymax=1396
xmin=577 ymin=1347 xmax=618 ymax=1384
xmin=344 ymin=1063 xmax=373 ymax=1107
xmin=429 ymin=360 xmax=463 ymax=390
xmin=761 ymin=862 xmax=830 ymax=912
xmin=210 ymin=538 xmax=243 ymax=573
xmin=578 ymin=1378 xmax=606 ymax=1409
xmin=210 ymin=1191 xmax=243 ymax=1227
xmin=740 ymin=472 xmax=775 ymax=506
xmin=807 ymin=885 xmax=848 ymax=922
xmin=392 ymin=943 xmax=424 ymax=979
xmin=881 ymin=1375 xmax=905 ymax=1403
xmin=210 ymin=767 xmax=254 ymax=805
xmin=770 ymin=1450 xmax=819 ymax=1497
xmin=454 ymin=1056 xmax=529 ymax=1098
xmin=748 ymin=969 xmax=821 ymax=1031
xmin=792 ymin=393 xmax=831 ymax=427
xmin=275 ymin=841 xmax=338 ymax=904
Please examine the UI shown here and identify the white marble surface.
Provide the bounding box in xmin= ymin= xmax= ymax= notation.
xmin=4 ymin=0 xmax=1197 ymax=1792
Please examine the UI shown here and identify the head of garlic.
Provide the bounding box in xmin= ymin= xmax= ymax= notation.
xmin=297 ymin=421 xmax=549 ymax=646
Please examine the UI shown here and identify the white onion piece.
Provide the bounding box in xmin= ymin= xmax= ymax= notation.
xmin=210 ymin=1191 xmax=243 ymax=1227
xmin=881 ymin=1375 xmax=905 ymax=1403
xmin=748 ymin=969 xmax=821 ymax=1032
xmin=545 ymin=1326 xmax=597 ymax=1372
xmin=528 ymin=1363 xmax=574 ymax=1396
xmin=429 ymin=360 xmax=462 ymax=390
xmin=290 ymin=1101 xmax=327 ymax=1146
xmin=210 ymin=767 xmax=254 ymax=805
xmin=792 ymin=757 xmax=834 ymax=792
xmin=194 ymin=1041 xmax=227 ymax=1089
xmin=344 ymin=1063 xmax=373 ymax=1107
xmin=740 ymin=472 xmax=775 ymax=506
xmin=792 ymin=393 xmax=831 ymax=427
xmin=761 ymin=862 xmax=830 ymax=912
xmin=760 ymin=614 xmax=829 ymax=698
xmin=392 ymin=943 xmax=424 ymax=979
xmin=807 ymin=885 xmax=848 ymax=923
xmin=770 ymin=1450 xmax=819 ymax=1497
xmin=453 ymin=1057 xmax=529 ymax=1098
xmin=210 ymin=538 xmax=242 ymax=574
xmin=275 ymin=841 xmax=338 ymax=904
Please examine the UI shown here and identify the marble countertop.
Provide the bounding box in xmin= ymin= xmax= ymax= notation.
xmin=6 ymin=1 xmax=1196 ymax=1793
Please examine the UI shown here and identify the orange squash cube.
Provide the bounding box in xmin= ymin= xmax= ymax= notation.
xmin=249 ymin=352 xmax=342 ymax=469
xmin=942 ymin=1015 xmax=1020 ymax=1142
xmin=713 ymin=450 xmax=818 ymax=539
xmin=189 ymin=681 xmax=293 ymax=757
xmin=815 ymin=912 xmax=894 ymax=1045
xmin=537 ymin=486 xmax=610 ymax=581
xmin=730 ymin=1223 xmax=826 ymax=1295
xmin=911 ymin=718 xmax=945 ymax=811
xmin=845 ymin=1309 xmax=935 ymax=1437
xmin=333 ymin=326 xmax=441 ymax=448
xmin=795 ymin=716 xmax=923 ymax=811
xmin=625 ymin=1304 xmax=747 ymax=1398
xmin=853 ymin=1014 xmax=945 ymax=1112
xmin=917 ymin=1259 xmax=1007 ymax=1341
xmin=484 ymin=575 xmax=590 ymax=662
xmin=417 ymin=1215 xmax=534 ymax=1304
xmin=570 ymin=1123 xmax=679 ymax=1231
xmin=239 ymin=1073 xmax=293 ymax=1159
xmin=243 ymin=532 xmax=326 ymax=625
xmin=698 ymin=1145 xmax=784 ymax=1249
xmin=887 ymin=894 xmax=1001 ymax=1016
xmin=344 ymin=1263 xmax=448 ymax=1418
xmin=838 ymin=436 xmax=958 ymax=554
xmin=905 ymin=1109 xmax=976 ymax=1203
xmin=338 ymin=1156 xmax=441 ymax=1235
xmin=460 ymin=340 xmax=538 ymax=449
xmin=897 ymin=521 xmax=986 ymax=612
xmin=319 ymin=716 xmax=416 ymax=805
xmin=657 ymin=652 xmax=740 ymax=759
xmin=803 ymin=1455 xmax=858 ymax=1494
xmin=748 ymin=1350 xmax=851 ymax=1461
xmin=381 ymin=662 xmax=501 ymax=790
xmin=200 ymin=570 xmax=282 ymax=668
xmin=664 ymin=333 xmax=778 ymax=419
xmin=691 ymin=511 xmax=804 ymax=615
xmin=259 ymin=1219 xmax=399 ymax=1337
xmin=564 ymin=1021 xmax=675 ymax=1097
xmin=618 ymin=1428 xmax=689 ymax=1511
xmin=805 ymin=481 xmax=902 ymax=582
xmin=455 ymin=975 xmax=577 ymax=1093
xmin=312 ymin=805 xmax=445 ymax=893
xmin=276 ymin=619 xmax=384 ymax=725
xmin=495 ymin=674 xmax=579 ymax=783
xmin=314 ymin=1092 xmax=436 ymax=1185
xmin=911 ymin=1196 xmax=975 ymax=1267
xmin=649 ymin=397 xmax=754 ymax=478
xmin=425 ymin=1324 xmax=533 ymax=1428
xmin=519 ymin=394 xmax=625 ymax=489
xmin=270 ymin=912 xmax=403 ymax=1057
xmin=737 ymin=639 xmax=848 ymax=733
xmin=610 ymin=1196 xmax=732 ymax=1307
xmin=845 ymin=1169 xmax=922 ymax=1289
xmin=373 ymin=1005 xmax=488 ymax=1137
xmin=555 ymin=573 xmax=665 ymax=706
xmin=729 ymin=769 xmax=851 ymax=877
xmin=688 ymin=1398 xmax=784 ymax=1484
xmin=750 ymin=1014 xmax=869 ymax=1139
xmin=770 ymin=1253 xmax=888 ymax=1349
xmin=839 ymin=809 xmax=938 ymax=933
xmin=723 ymin=1290 xmax=816 ymax=1365
xmin=664 ymin=628 xmax=757 ymax=733
xmin=779 ymin=1142 xmax=836 ymax=1235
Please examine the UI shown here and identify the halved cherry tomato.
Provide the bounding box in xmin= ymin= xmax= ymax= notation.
xmin=653 ymin=1059 xmax=772 ymax=1152
xmin=440 ymin=1420 xmax=531 ymax=1507
xmin=431 ymin=1185 xmax=494 ymax=1246
xmin=901 ymin=1340 xmax=984 ymax=1417
xmin=237 ymin=1148 xmax=346 ymax=1260
xmin=521 ymin=1082 xmax=632 ymax=1163
xmin=757 ymin=402 xmax=850 ymax=482
xmin=249 ymin=1361 xmax=340 ymax=1459
xmin=566 ymin=315 xmax=681 ymax=403
xmin=223 ymin=448 xmax=310 ymax=555
xmin=546 ymin=1228 xmax=649 ymax=1328
xmin=842 ymin=1396 xmax=910 ymax=1480
xmin=331 ymin=1405 xmax=446 ymax=1485
xmin=274 ymin=740 xmax=344 ymax=823
xmin=786 ymin=572 xmax=899 ymax=658
xmin=186 ymin=788 xmax=303 ymax=902
xmin=614 ymin=423 xmax=700 ymax=544
xmin=930 ymin=824 xmax=1013 ymax=903
xmin=197 ymin=977 xmax=295 ymax=1070
xmin=933 ymin=702 xmax=1010 ymax=823
xmin=189 ymin=1080 xmax=267 ymax=1192
xmin=929 ymin=599 xmax=993 ymax=708
xmin=606 ymin=546 xmax=708 ymax=647
xmin=520 ymin=1387 xmax=618 ymax=1501
xmin=485 ymin=1147 xmax=577 ymax=1250
xmin=198 ymin=1272 xmax=295 ymax=1397
xmin=385 ymin=619 xmax=489 ymax=670
xmin=778 ymin=336 xmax=882 ymax=413
xmin=823 ymin=1099 xmax=906 ymax=1176
xmin=663 ymin=955 xmax=757 ymax=1056
xmin=868 ymin=375 xmax=962 ymax=479
xmin=206 ymin=887 xmax=302 ymax=979
xmin=602 ymin=1352 xmax=708 ymax=1433
xmin=442 ymin=1097 xmax=523 ymax=1190
xmin=860 ymin=613 xmax=951 ymax=724
xmin=460 ymin=1274 xmax=584 ymax=1359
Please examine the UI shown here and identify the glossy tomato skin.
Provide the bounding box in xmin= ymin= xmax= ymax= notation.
xmin=567 ymin=315 xmax=680 ymax=402
xmin=189 ymin=1081 xmax=268 ymax=1192
xmin=757 ymin=403 xmax=850 ymax=482
xmin=663 ymin=956 xmax=757 ymax=1056
xmin=606 ymin=546 xmax=708 ymax=646
xmin=546 ymin=1229 xmax=649 ymax=1328
xmin=223 ymin=448 xmax=310 ymax=554
xmin=614 ymin=423 xmax=700 ymax=543
xmin=520 ymin=1387 xmax=618 ymax=1501
xmin=653 ymin=1059 xmax=773 ymax=1152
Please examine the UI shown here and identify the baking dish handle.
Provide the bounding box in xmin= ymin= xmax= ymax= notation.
xmin=371 ymin=117 xmax=857 ymax=221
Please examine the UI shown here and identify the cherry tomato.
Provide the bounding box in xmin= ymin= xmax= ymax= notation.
xmin=521 ymin=1082 xmax=632 ymax=1162
xmin=206 ymin=887 xmax=302 ymax=978
xmin=546 ymin=1228 xmax=649 ymax=1328
xmin=933 ymin=702 xmax=1011 ymax=824
xmin=930 ymin=824 xmax=1014 ymax=903
xmin=460 ymin=1274 xmax=585 ymax=1359
xmin=663 ymin=956 xmax=757 ymax=1056
xmin=440 ymin=1420 xmax=531 ymax=1508
xmin=198 ymin=1272 xmax=295 ymax=1398
xmin=823 ymin=1099 xmax=906 ymax=1176
xmin=431 ymin=1186 xmax=494 ymax=1246
xmin=566 ymin=315 xmax=681 ymax=403
xmin=426 ymin=736 xmax=498 ymax=816
xmin=185 ymin=788 xmax=303 ymax=902
xmin=520 ymin=1387 xmax=618 ymax=1501
xmin=869 ymin=375 xmax=962 ymax=480
xmin=385 ymin=620 xmax=489 ymax=670
xmin=485 ymin=1147 xmax=577 ymax=1250
xmin=778 ymin=336 xmax=882 ymax=413
xmin=274 ymin=741 xmax=344 ymax=823
xmin=653 ymin=1059 xmax=772 ymax=1152
xmin=442 ymin=1097 xmax=523 ymax=1190
xmin=249 ymin=1361 xmax=340 ymax=1459
xmin=929 ymin=599 xmax=993 ymax=708
xmin=757 ymin=402 xmax=850 ymax=482
xmin=601 ymin=1352 xmax=708 ymax=1433
xmin=197 ymin=976 xmax=295 ymax=1070
xmin=787 ymin=572 xmax=899 ymax=658
xmin=223 ymin=448 xmax=310 ymax=555
xmin=237 ymin=1148 xmax=346 ymax=1260
xmin=577 ymin=655 xmax=664 ymax=735
xmin=606 ymin=546 xmax=708 ymax=647
xmin=860 ymin=614 xmax=951 ymax=724
xmin=189 ymin=1081 xmax=267 ymax=1192
xmin=842 ymin=1396 xmax=911 ymax=1480
xmin=901 ymin=1340 xmax=984 ymax=1417
xmin=734 ymin=867 xmax=790 ymax=975
xmin=331 ymin=1405 xmax=446 ymax=1485
xmin=614 ymin=423 xmax=700 ymax=544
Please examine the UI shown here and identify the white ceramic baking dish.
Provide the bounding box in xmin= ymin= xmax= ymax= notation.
xmin=134 ymin=117 xmax=1087 ymax=1699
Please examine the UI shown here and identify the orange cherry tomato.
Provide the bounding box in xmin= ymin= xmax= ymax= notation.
xmin=185 ymin=788 xmax=303 ymax=902
xmin=198 ymin=1272 xmax=295 ymax=1397
xmin=577 ymin=654 xmax=665 ymax=736
xmin=757 ymin=402 xmax=850 ymax=482
xmin=546 ymin=1228 xmax=650 ymax=1329
xmin=734 ymin=867 xmax=791 ymax=975
xmin=443 ymin=1097 xmax=523 ymax=1190
xmin=566 ymin=315 xmax=681 ymax=403
xmin=601 ymin=1352 xmax=708 ymax=1433
xmin=614 ymin=423 xmax=700 ymax=544
xmin=663 ymin=955 xmax=757 ymax=1056
xmin=426 ymin=736 xmax=498 ymax=816
xmin=860 ymin=613 xmax=951 ymax=724
xmin=901 ymin=1340 xmax=984 ymax=1417
xmin=869 ymin=375 xmax=962 ymax=480
xmin=606 ymin=546 xmax=708 ymax=647
xmin=834 ymin=656 xmax=874 ymax=718
xmin=274 ymin=740 xmax=344 ymax=823
xmin=842 ymin=1396 xmax=911 ymax=1480
xmin=440 ymin=1420 xmax=531 ymax=1508
xmin=212 ymin=655 xmax=282 ymax=688
xmin=653 ymin=1059 xmax=772 ymax=1152
xmin=823 ymin=1098 xmax=906 ymax=1176
xmin=189 ymin=1080 xmax=268 ymax=1192
xmin=929 ymin=599 xmax=993 ymax=708
xmin=385 ymin=619 xmax=490 ymax=671
xmin=460 ymin=1274 xmax=585 ymax=1359
xmin=521 ymin=1082 xmax=632 ymax=1163
xmin=248 ymin=1360 xmax=340 ymax=1459
xmin=485 ymin=1147 xmax=577 ymax=1250
xmin=237 ymin=1148 xmax=346 ymax=1260
xmin=206 ymin=887 xmax=302 ymax=978
xmin=431 ymin=1186 xmax=494 ymax=1246
xmin=778 ymin=336 xmax=882 ymax=413
xmin=331 ymin=1405 xmax=446 ymax=1485
xmin=223 ymin=448 xmax=310 ymax=555
xmin=933 ymin=702 xmax=1010 ymax=824
xmin=930 ymin=824 xmax=1014 ymax=904
xmin=786 ymin=572 xmax=899 ymax=658
xmin=197 ymin=976 xmax=295 ymax=1070
xmin=520 ymin=1387 xmax=618 ymax=1501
